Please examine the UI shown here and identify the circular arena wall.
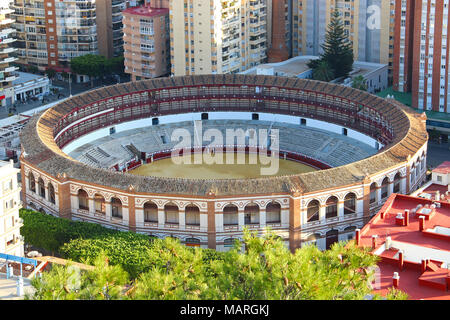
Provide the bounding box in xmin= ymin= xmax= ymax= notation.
xmin=20 ymin=75 xmax=428 ymax=251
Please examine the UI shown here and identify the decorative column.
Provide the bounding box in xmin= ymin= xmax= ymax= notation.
xmin=158 ymin=207 xmax=165 ymax=229
xmin=337 ymin=200 xmax=344 ymax=217
xmin=289 ymin=193 xmax=302 ymax=253
xmin=207 ymin=191 xmax=216 ymax=249
xmin=319 ymin=204 xmax=326 ymax=221
xmin=179 ymin=207 xmax=186 ymax=230
xmin=362 ymin=176 xmax=372 ymax=224
xmin=88 ymin=197 xmax=95 ymax=215
xmin=105 ymin=201 xmax=112 ymax=220
xmin=376 ymin=187 xmax=382 ymax=204
xmin=200 ymin=210 xmax=208 ymax=232
xmin=238 ymin=208 xmax=245 ymax=231
xmin=128 ymin=191 xmax=136 ymax=232
xmin=388 ymin=180 xmax=394 ymax=196
xmin=268 ymin=0 xmax=289 ymax=62
xmin=259 ymin=207 xmax=266 ymax=228
xmin=56 ymin=173 xmax=71 ymax=219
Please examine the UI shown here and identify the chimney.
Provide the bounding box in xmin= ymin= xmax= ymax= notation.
xmin=355 ymin=228 xmax=361 ymax=245
xmin=421 ymin=259 xmax=427 ymax=273
xmin=385 ymin=236 xmax=392 ymax=250
xmin=398 ymin=251 xmax=404 ymax=270
xmin=371 ymin=234 xmax=378 ymax=249
xmin=404 ymin=209 xmax=409 ymax=226
xmin=267 ymin=0 xmax=289 ymax=62
xmin=393 ymin=272 xmax=400 ymax=288
xmin=419 ymin=216 xmax=425 ymax=231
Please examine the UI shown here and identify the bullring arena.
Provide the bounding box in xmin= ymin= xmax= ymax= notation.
xmin=20 ymin=74 xmax=428 ymax=251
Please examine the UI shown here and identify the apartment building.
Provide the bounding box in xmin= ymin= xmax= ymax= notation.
xmin=123 ymin=4 xmax=170 ymax=80
xmin=0 ymin=0 xmax=18 ymax=107
xmin=11 ymin=0 xmax=129 ymax=72
xmin=0 ymin=160 xmax=23 ymax=257
xmin=169 ymin=0 xmax=269 ymax=76
xmin=394 ymin=0 xmax=450 ymax=113
xmin=290 ymin=0 xmax=393 ymax=69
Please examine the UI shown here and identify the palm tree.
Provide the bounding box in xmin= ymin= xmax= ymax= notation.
xmin=352 ymin=75 xmax=367 ymax=91
xmin=312 ymin=60 xmax=335 ymax=82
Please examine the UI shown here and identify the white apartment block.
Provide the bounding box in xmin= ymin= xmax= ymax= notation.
xmin=0 ymin=160 xmax=23 ymax=257
xmin=169 ymin=0 xmax=269 ymax=76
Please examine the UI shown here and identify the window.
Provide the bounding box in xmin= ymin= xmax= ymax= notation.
xmin=164 ymin=203 xmax=179 ymax=224
xmin=307 ymin=200 xmax=320 ymax=222
xmin=437 ymin=175 xmax=443 ymax=182
xmin=144 ymin=202 xmax=158 ymax=223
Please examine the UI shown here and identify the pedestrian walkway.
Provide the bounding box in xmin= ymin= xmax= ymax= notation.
xmin=0 ymin=274 xmax=34 ymax=300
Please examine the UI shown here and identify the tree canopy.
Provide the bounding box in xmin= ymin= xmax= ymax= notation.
xmin=308 ymin=10 xmax=354 ymax=81
xmin=25 ymin=229 xmax=408 ymax=300
xmin=70 ymin=54 xmax=124 ymax=86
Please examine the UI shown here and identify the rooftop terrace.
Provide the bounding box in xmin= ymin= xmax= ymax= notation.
xmin=358 ymin=193 xmax=450 ymax=299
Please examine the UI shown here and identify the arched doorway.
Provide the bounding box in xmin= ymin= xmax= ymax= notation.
xmin=48 ymin=183 xmax=55 ymax=204
xmin=77 ymin=189 xmax=89 ymax=210
xmin=381 ymin=177 xmax=389 ymax=199
xmin=185 ymin=204 xmax=200 ymax=226
xmin=223 ymin=204 xmax=238 ymax=226
xmin=244 ymin=203 xmax=259 ymax=225
xmin=37 ymin=178 xmax=45 ymax=198
xmin=185 ymin=238 xmax=200 ymax=247
xmin=111 ymin=197 xmax=122 ymax=218
xmin=266 ymin=202 xmax=281 ymax=224
xmin=164 ymin=203 xmax=179 ymax=225
xmin=94 ymin=194 xmax=106 ymax=215
xmin=144 ymin=201 xmax=158 ymax=223
xmin=393 ymin=173 xmax=401 ymax=193
xmin=326 ymin=229 xmax=339 ymax=250
xmin=369 ymin=183 xmax=377 ymax=204
xmin=29 ymin=172 xmax=36 ymax=193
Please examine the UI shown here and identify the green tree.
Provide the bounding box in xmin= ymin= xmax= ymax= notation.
xmin=311 ymin=60 xmax=335 ymax=82
xmin=45 ymin=68 xmax=57 ymax=79
xmin=70 ymin=54 xmax=108 ymax=87
xmin=308 ymin=10 xmax=354 ymax=81
xmin=352 ymin=75 xmax=368 ymax=91
xmin=26 ymin=252 xmax=129 ymax=300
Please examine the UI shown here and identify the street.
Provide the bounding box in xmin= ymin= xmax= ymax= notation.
xmin=0 ymin=74 xmax=130 ymax=120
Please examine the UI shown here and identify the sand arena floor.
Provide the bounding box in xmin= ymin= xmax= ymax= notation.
xmin=129 ymin=153 xmax=317 ymax=179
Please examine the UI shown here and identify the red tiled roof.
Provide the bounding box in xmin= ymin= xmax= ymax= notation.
xmin=358 ymin=193 xmax=450 ymax=300
xmin=123 ymin=5 xmax=168 ymax=17
xmin=433 ymin=161 xmax=450 ymax=174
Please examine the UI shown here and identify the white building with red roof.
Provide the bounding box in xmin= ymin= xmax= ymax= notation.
xmin=356 ymin=162 xmax=450 ymax=299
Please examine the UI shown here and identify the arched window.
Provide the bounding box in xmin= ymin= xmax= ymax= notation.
xmin=78 ymin=189 xmax=89 ymax=210
xmin=29 ymin=172 xmax=36 ymax=193
xmin=370 ymin=183 xmax=377 ymax=204
xmin=94 ymin=194 xmax=105 ymax=214
xmin=223 ymin=204 xmax=238 ymax=225
xmin=144 ymin=201 xmax=158 ymax=223
xmin=164 ymin=203 xmax=179 ymax=224
xmin=344 ymin=193 xmax=356 ymax=215
xmin=185 ymin=204 xmax=200 ymax=226
xmin=266 ymin=202 xmax=281 ymax=223
xmin=343 ymin=226 xmax=356 ymax=241
xmin=111 ymin=197 xmax=122 ymax=218
xmin=307 ymin=200 xmax=320 ymax=222
xmin=326 ymin=229 xmax=339 ymax=250
xmin=38 ymin=178 xmax=45 ymax=198
xmin=48 ymin=183 xmax=55 ymax=204
xmin=393 ymin=173 xmax=401 ymax=193
xmin=381 ymin=177 xmax=389 ymax=199
xmin=244 ymin=203 xmax=259 ymax=225
xmin=325 ymin=196 xmax=338 ymax=218
xmin=185 ymin=238 xmax=200 ymax=247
